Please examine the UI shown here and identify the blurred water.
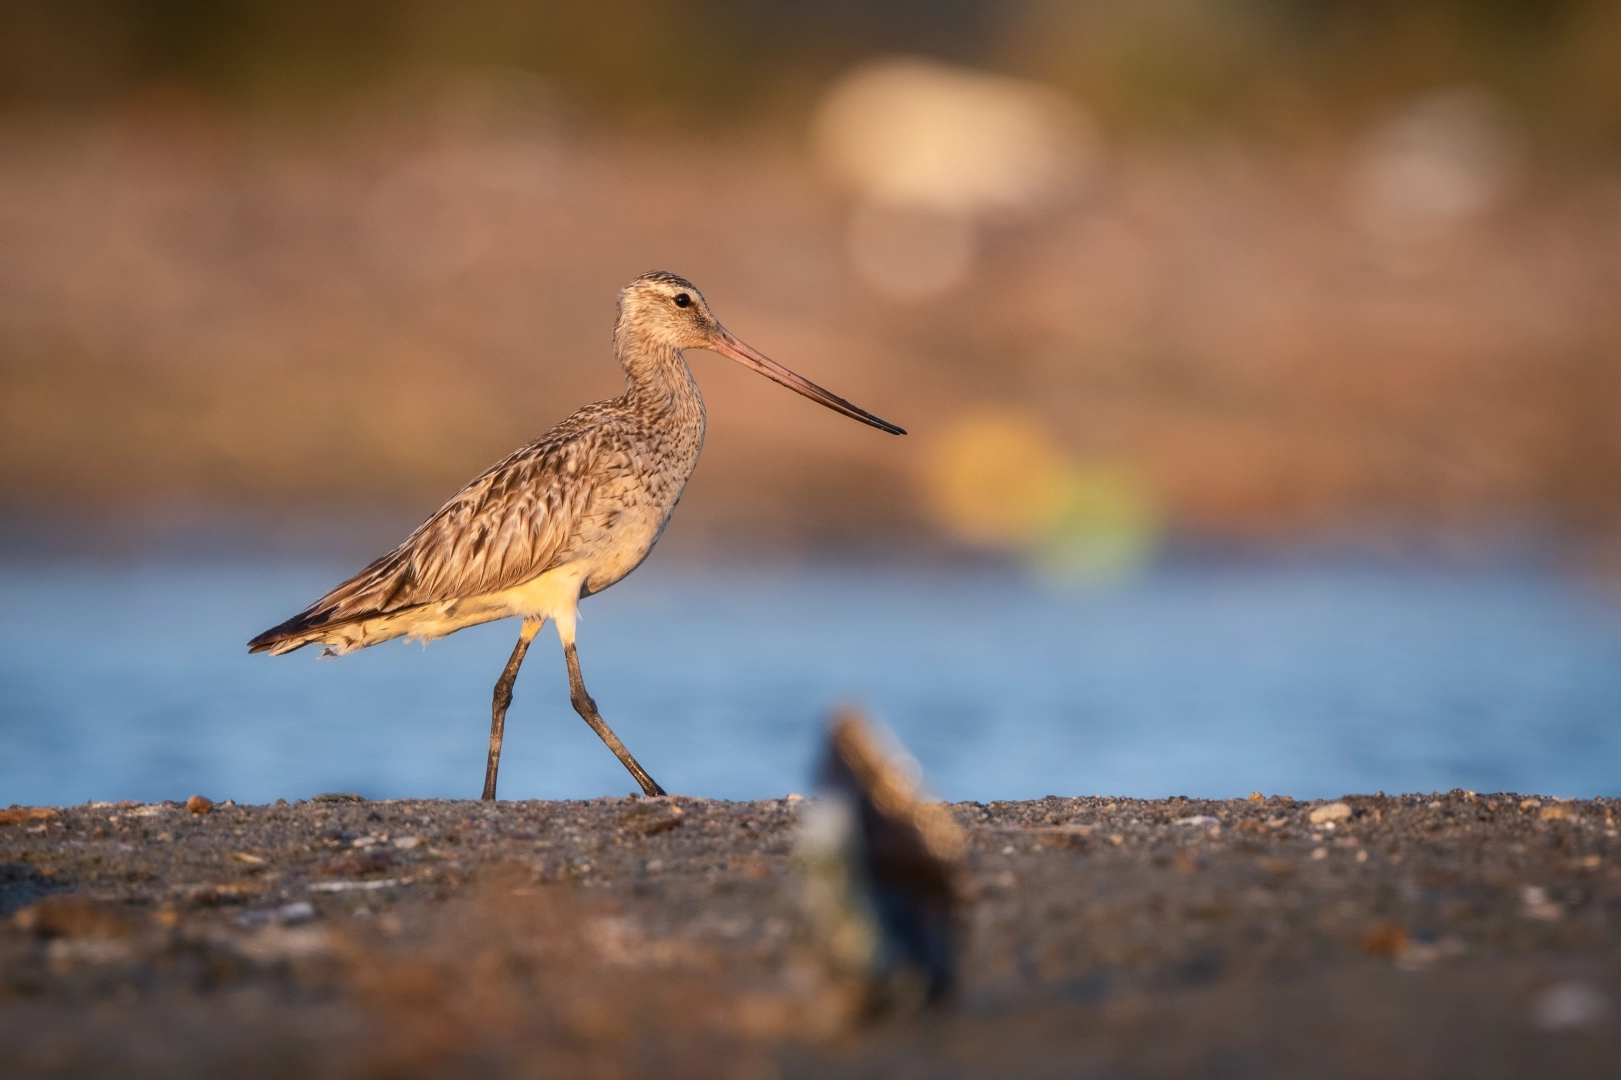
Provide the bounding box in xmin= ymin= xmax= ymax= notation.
xmin=2 ymin=558 xmax=1619 ymax=806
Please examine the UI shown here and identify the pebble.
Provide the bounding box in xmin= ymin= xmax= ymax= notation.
xmin=186 ymin=795 xmax=213 ymax=815
xmin=1361 ymin=923 xmax=1408 ymax=957
xmin=5 ymin=791 xmax=1614 ymax=1073
xmin=308 ymin=879 xmax=403 ymax=893
xmin=1521 ymin=885 xmax=1564 ymax=922
xmin=1533 ymin=982 xmax=1611 ymax=1031
xmin=0 ymin=806 xmax=58 ymax=826
xmin=1308 ymin=802 xmax=1352 ymax=825
xmin=234 ymin=901 xmax=317 ymax=928
xmin=280 ymin=902 xmax=316 ymax=924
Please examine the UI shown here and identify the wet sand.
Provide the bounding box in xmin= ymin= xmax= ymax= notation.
xmin=2 ymin=791 xmax=1618 ymax=1077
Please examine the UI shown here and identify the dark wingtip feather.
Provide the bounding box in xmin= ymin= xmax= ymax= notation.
xmin=247 ymin=627 xmax=291 ymax=653
xmin=247 ymin=610 xmax=327 ymax=654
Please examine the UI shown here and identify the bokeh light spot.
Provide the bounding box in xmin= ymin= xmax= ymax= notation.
xmin=925 ymin=411 xmax=1158 ymax=584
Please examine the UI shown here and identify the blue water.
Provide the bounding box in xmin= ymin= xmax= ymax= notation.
xmin=2 ymin=558 xmax=1619 ymax=806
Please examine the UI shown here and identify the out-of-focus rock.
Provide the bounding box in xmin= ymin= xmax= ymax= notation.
xmin=180 ymin=883 xmax=253 ymax=907
xmin=230 ymin=925 xmax=333 ymax=964
xmin=186 ymin=794 xmax=214 ymax=815
xmin=1361 ymin=922 xmax=1409 ymax=957
xmin=620 ymin=801 xmax=685 ymax=836
xmin=313 ymin=850 xmax=393 ymax=878
xmin=1521 ymin=885 xmax=1565 ymax=922
xmin=280 ymin=901 xmax=316 ymax=924
xmin=1309 ymin=801 xmax=1352 ymax=824
xmin=0 ymin=806 xmax=58 ymax=826
xmin=13 ymin=896 xmax=138 ymax=939
xmin=234 ymin=901 xmax=317 ymax=928
xmin=1533 ymin=981 xmax=1612 ymax=1031
xmin=798 ymin=707 xmax=964 ymax=1015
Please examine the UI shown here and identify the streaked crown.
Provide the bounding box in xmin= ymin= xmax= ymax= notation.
xmin=616 ymin=271 xmax=720 ymax=351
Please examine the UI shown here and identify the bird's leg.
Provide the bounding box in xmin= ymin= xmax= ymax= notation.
xmin=562 ymin=640 xmax=666 ymax=797
xmin=482 ymin=618 xmax=542 ymax=801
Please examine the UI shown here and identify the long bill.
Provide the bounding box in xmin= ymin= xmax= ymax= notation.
xmin=706 ymin=327 xmax=906 ymax=435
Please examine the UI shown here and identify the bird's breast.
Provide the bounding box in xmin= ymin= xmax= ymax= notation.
xmin=576 ymin=423 xmax=704 ymax=596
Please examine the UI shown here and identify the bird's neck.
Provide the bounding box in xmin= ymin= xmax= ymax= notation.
xmin=617 ymin=336 xmax=704 ymax=423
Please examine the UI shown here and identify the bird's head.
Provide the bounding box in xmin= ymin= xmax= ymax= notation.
xmin=616 ymin=271 xmax=725 ymax=351
xmin=615 ymin=271 xmax=905 ymax=435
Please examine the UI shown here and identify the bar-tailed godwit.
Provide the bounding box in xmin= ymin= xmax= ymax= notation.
xmin=250 ymin=272 xmax=903 ymax=799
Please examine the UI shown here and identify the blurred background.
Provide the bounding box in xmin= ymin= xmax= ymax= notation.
xmin=3 ymin=0 xmax=1621 ymax=805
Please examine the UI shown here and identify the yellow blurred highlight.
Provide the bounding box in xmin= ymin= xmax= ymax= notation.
xmin=927 ymin=413 xmax=1073 ymax=547
xmin=926 ymin=411 xmax=1158 ymax=583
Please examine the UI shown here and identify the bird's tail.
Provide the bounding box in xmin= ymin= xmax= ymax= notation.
xmin=247 ymin=611 xmax=336 ymax=655
xmin=248 ymin=550 xmax=411 ymax=655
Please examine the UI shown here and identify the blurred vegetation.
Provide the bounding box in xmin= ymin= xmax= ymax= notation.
xmin=3 ymin=1 xmax=1620 ymax=146
xmin=1014 ymin=0 xmax=1621 ymax=148
xmin=3 ymin=1 xmax=1621 ymax=555
xmin=0 ymin=0 xmax=992 ymax=120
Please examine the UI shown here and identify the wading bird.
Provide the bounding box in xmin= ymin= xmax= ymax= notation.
xmin=249 ymin=272 xmax=903 ymax=799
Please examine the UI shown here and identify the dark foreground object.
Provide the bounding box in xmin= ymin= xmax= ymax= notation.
xmin=2 ymin=791 xmax=1618 ymax=1078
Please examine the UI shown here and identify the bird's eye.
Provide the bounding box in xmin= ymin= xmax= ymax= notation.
xmin=673 ymin=293 xmax=691 ymax=308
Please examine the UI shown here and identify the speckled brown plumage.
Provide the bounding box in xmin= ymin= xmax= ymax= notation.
xmin=249 ymin=393 xmax=701 ymax=654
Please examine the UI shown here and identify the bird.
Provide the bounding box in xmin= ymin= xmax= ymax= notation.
xmin=249 ymin=271 xmax=904 ymax=800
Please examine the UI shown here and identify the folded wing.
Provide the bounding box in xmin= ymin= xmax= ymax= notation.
xmin=249 ymin=416 xmax=618 ymax=654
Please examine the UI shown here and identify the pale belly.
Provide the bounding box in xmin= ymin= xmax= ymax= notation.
xmin=498 ymin=491 xmax=676 ymax=633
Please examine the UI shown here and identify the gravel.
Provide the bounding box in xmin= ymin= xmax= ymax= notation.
xmin=2 ymin=790 xmax=1618 ymax=1077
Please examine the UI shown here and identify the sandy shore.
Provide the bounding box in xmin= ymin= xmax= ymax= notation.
xmin=2 ymin=791 xmax=1618 ymax=1077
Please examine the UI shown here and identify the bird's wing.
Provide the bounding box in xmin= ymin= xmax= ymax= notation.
xmin=259 ymin=406 xmax=630 ymax=641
